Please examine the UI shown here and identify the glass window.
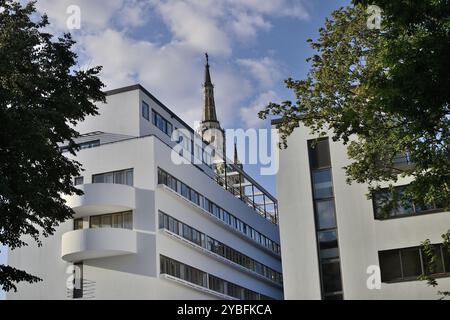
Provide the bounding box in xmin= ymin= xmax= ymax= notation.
xmin=74 ymin=177 xmax=84 ymax=186
xmin=379 ymin=250 xmax=402 ymax=282
xmin=123 ymin=211 xmax=133 ymax=229
xmin=112 ymin=213 xmax=123 ymax=228
xmin=90 ymin=216 xmax=101 ymax=228
xmin=312 ymin=169 xmax=333 ymax=199
xmin=142 ymin=101 xmax=150 ymax=120
xmin=125 ymin=169 xmax=133 ymax=186
xmin=401 ymin=248 xmax=422 ymax=278
xmin=308 ymin=139 xmax=331 ymax=169
xmin=104 ymin=173 xmax=114 ymax=183
xmin=114 ymin=171 xmax=125 ymax=185
xmin=423 ymin=245 xmax=445 ymax=275
xmin=92 ymin=174 xmax=104 ymax=183
xmin=321 ymin=260 xmax=342 ymax=293
xmin=74 ymin=218 xmax=83 ymax=230
xmin=315 ymin=200 xmax=336 ymax=230
xmin=101 ymin=214 xmax=112 ymax=228
xmin=318 ymin=230 xmax=339 ymax=259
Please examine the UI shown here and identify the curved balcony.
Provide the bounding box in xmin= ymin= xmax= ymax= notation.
xmin=61 ymin=228 xmax=137 ymax=262
xmin=67 ymin=183 xmax=135 ymax=217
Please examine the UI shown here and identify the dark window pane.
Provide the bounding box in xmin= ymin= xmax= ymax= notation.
xmin=112 ymin=213 xmax=123 ymax=228
xmin=318 ymin=230 xmax=339 ymax=259
xmin=74 ymin=177 xmax=84 ymax=186
xmin=379 ymin=250 xmax=402 ymax=282
xmin=74 ymin=218 xmax=83 ymax=230
xmin=101 ymin=214 xmax=112 ymax=228
xmin=442 ymin=245 xmax=450 ymax=273
xmin=321 ymin=260 xmax=342 ymax=293
xmin=312 ymin=169 xmax=333 ymax=199
xmin=315 ymin=200 xmax=336 ymax=230
xmin=90 ymin=216 xmax=101 ymax=228
xmin=423 ymin=245 xmax=445 ymax=275
xmin=308 ymin=139 xmax=331 ymax=169
xmin=401 ymin=248 xmax=422 ymax=278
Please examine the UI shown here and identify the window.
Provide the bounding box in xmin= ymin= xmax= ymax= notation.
xmin=318 ymin=230 xmax=339 ymax=259
xmin=78 ymin=140 xmax=100 ymax=150
xmin=315 ymin=200 xmax=336 ymax=230
xmin=151 ymin=109 xmax=173 ymax=136
xmin=373 ymin=185 xmax=443 ymax=219
xmin=321 ymin=260 xmax=342 ymax=294
xmin=89 ymin=211 xmax=132 ymax=229
xmin=73 ymin=218 xmax=83 ymax=230
xmin=308 ymin=139 xmax=331 ymax=169
xmin=90 ymin=216 xmax=101 ymax=228
xmin=312 ymin=169 xmax=333 ymax=199
xmin=308 ymin=138 xmax=343 ymax=300
xmin=379 ymin=245 xmax=450 ymax=282
xmin=92 ymin=169 xmax=133 ymax=186
xmin=379 ymin=250 xmax=402 ymax=282
xmin=101 ymin=214 xmax=112 ymax=228
xmin=74 ymin=177 xmax=84 ymax=186
xmin=401 ymin=248 xmax=422 ymax=278
xmin=158 ymin=211 xmax=282 ymax=284
xmin=156 ymin=168 xmax=280 ymax=255
xmin=142 ymin=101 xmax=150 ymax=120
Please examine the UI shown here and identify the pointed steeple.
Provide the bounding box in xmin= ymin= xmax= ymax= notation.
xmin=233 ymin=141 xmax=239 ymax=165
xmin=201 ymin=53 xmax=218 ymax=123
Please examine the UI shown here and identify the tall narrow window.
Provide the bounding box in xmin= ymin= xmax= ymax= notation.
xmin=142 ymin=101 xmax=150 ymax=120
xmin=308 ymin=138 xmax=343 ymax=300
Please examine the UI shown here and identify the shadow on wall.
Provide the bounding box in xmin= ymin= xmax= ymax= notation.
xmin=0 ymin=246 xmax=7 ymax=300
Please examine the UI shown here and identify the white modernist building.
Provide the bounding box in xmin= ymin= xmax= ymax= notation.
xmin=7 ymin=58 xmax=283 ymax=300
xmin=274 ymin=122 xmax=450 ymax=300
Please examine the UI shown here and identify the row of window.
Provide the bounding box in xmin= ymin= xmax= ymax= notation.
xmin=143 ymin=101 xmax=215 ymax=169
xmin=379 ymin=244 xmax=450 ymax=282
xmin=157 ymin=168 xmax=281 ymax=255
xmin=74 ymin=211 xmax=133 ymax=230
xmin=151 ymin=108 xmax=173 ymax=137
xmin=92 ymin=168 xmax=134 ymax=186
xmin=373 ymin=185 xmax=443 ymax=219
xmin=158 ymin=211 xmax=282 ymax=284
xmin=160 ymin=255 xmax=274 ymax=300
xmin=308 ymin=138 xmax=343 ymax=300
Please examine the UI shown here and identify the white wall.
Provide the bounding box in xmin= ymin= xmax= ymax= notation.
xmin=276 ymin=124 xmax=450 ymax=299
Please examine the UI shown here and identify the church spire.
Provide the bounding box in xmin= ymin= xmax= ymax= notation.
xmin=201 ymin=52 xmax=218 ymax=123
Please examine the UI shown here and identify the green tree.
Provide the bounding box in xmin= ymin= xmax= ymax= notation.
xmin=0 ymin=0 xmax=104 ymax=292
xmin=259 ymin=1 xmax=450 ymax=296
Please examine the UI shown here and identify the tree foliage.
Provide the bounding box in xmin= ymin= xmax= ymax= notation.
xmin=259 ymin=1 xmax=450 ymax=295
xmin=0 ymin=0 xmax=105 ymax=291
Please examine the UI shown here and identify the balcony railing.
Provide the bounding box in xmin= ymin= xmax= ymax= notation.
xmin=212 ymin=161 xmax=278 ymax=224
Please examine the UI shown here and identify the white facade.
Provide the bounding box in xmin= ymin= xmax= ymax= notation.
xmin=6 ymin=85 xmax=283 ymax=300
xmin=275 ymin=123 xmax=450 ymax=300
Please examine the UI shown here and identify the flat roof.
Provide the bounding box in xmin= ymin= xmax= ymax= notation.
xmin=104 ymin=84 xmax=195 ymax=134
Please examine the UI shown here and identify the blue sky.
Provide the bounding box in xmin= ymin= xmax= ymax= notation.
xmin=1 ymin=0 xmax=351 ymax=299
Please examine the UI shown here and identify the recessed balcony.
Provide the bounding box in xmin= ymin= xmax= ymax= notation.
xmin=61 ymin=228 xmax=137 ymax=262
xmin=66 ymin=183 xmax=135 ymax=217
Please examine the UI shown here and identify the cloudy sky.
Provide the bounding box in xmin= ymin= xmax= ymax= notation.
xmin=0 ymin=1 xmax=352 ymax=295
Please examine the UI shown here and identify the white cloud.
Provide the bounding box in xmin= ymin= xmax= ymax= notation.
xmin=34 ymin=0 xmax=308 ymax=129
xmin=240 ymin=90 xmax=279 ymax=128
xmin=237 ymin=57 xmax=282 ymax=88
xmin=154 ymin=0 xmax=232 ymax=56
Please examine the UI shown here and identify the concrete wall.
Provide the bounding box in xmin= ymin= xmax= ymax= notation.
xmin=276 ymin=124 xmax=450 ymax=299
